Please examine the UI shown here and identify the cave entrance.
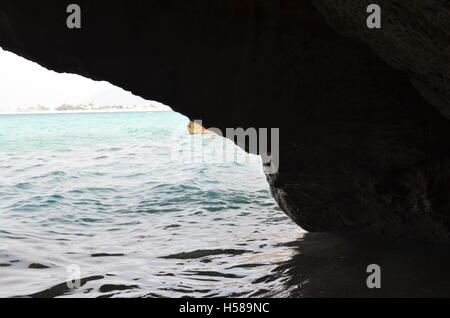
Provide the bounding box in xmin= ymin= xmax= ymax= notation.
xmin=0 ymin=47 xmax=303 ymax=297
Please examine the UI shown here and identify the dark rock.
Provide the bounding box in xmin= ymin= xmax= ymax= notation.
xmin=0 ymin=1 xmax=449 ymax=240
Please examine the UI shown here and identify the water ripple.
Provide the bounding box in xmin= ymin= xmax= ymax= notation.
xmin=2 ymin=112 xmax=448 ymax=298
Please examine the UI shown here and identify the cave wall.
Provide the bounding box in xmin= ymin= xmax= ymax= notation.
xmin=0 ymin=0 xmax=449 ymax=240
xmin=314 ymin=0 xmax=450 ymax=119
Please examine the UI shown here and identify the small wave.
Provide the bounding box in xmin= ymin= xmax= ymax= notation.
xmin=227 ymin=263 xmax=268 ymax=269
xmin=96 ymin=147 xmax=122 ymax=152
xmin=160 ymin=249 xmax=250 ymax=260
xmin=23 ymin=275 xmax=104 ymax=298
xmin=112 ymin=173 xmax=146 ymax=178
xmin=183 ymin=271 xmax=245 ymax=279
xmin=98 ymin=284 xmax=140 ymax=293
xmin=91 ymin=253 xmax=125 ymax=258
xmin=84 ymin=187 xmax=118 ymax=193
xmin=28 ymin=263 xmax=51 ymax=269
xmin=14 ymin=183 xmax=32 ymax=189
xmin=31 ymin=170 xmax=66 ymax=179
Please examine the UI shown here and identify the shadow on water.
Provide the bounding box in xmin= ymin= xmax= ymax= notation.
xmin=269 ymin=232 xmax=450 ymax=298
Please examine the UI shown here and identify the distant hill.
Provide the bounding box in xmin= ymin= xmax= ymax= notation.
xmin=1 ymin=103 xmax=171 ymax=114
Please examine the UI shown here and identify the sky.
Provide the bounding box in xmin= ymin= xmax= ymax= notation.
xmin=0 ymin=47 xmax=167 ymax=110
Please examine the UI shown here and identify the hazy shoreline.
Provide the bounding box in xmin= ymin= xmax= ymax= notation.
xmin=0 ymin=108 xmax=172 ymax=115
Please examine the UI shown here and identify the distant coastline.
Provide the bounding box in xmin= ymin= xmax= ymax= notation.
xmin=0 ymin=104 xmax=172 ymax=115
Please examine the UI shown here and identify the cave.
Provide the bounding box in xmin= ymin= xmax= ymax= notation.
xmin=1 ymin=0 xmax=449 ymax=241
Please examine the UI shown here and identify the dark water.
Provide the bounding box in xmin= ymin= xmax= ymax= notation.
xmin=0 ymin=112 xmax=449 ymax=298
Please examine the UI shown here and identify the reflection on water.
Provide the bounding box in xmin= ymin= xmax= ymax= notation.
xmin=3 ymin=232 xmax=450 ymax=298
xmin=272 ymin=233 xmax=450 ymax=297
xmin=1 ymin=112 xmax=449 ymax=298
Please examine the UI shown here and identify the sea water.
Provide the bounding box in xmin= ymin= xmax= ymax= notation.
xmin=0 ymin=111 xmax=449 ymax=297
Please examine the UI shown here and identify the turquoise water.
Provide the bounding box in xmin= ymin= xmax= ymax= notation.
xmin=0 ymin=111 xmax=304 ymax=297
xmin=1 ymin=111 xmax=450 ymax=298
